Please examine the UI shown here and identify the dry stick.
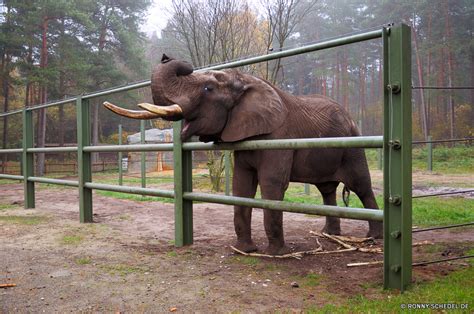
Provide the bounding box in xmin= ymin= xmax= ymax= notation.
xmin=330 ymin=235 xmax=374 ymax=243
xmin=230 ymin=245 xmax=356 ymax=259
xmin=0 ymin=283 xmax=16 ymax=288
xmin=322 ymin=232 xmax=354 ymax=249
xmin=347 ymin=261 xmax=383 ymax=267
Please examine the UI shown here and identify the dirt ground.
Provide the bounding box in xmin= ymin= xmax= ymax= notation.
xmin=0 ymin=180 xmax=473 ymax=312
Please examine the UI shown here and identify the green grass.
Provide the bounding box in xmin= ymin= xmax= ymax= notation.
xmin=0 ymin=215 xmax=47 ymax=225
xmin=95 ymin=190 xmax=174 ymax=203
xmin=311 ymin=266 xmax=473 ymax=313
xmin=366 ymin=145 xmax=474 ymax=174
xmin=303 ymin=273 xmax=321 ymax=287
xmin=313 ymin=193 xmax=473 ymax=227
xmin=75 ymin=257 xmax=92 ymax=265
xmin=61 ymin=234 xmax=84 ymax=245
xmin=412 ymin=197 xmax=474 ymax=227
xmin=166 ymin=250 xmax=178 ymax=257
xmin=230 ymin=256 xmax=261 ymax=266
xmin=0 ymin=203 xmax=19 ymax=210
xmin=100 ymin=264 xmax=148 ymax=276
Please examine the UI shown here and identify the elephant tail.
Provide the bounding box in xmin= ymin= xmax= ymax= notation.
xmin=342 ymin=185 xmax=351 ymax=207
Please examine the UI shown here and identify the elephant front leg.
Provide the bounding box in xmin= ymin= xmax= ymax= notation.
xmin=258 ymin=151 xmax=293 ymax=255
xmin=232 ymin=160 xmax=258 ymax=252
xmin=234 ymin=206 xmax=257 ymax=252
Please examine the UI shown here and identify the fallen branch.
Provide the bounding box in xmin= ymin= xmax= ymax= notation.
xmin=413 ymin=241 xmax=434 ymax=247
xmin=322 ymin=232 xmax=354 ymax=249
xmin=313 ymin=248 xmax=357 ymax=254
xmin=358 ymin=247 xmax=383 ymax=254
xmin=230 ymin=245 xmax=324 ymax=260
xmin=347 ymin=261 xmax=383 ymax=267
xmin=0 ymin=283 xmax=16 ymax=288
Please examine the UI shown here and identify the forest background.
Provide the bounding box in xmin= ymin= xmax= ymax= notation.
xmin=1 ymin=0 xmax=473 ymax=175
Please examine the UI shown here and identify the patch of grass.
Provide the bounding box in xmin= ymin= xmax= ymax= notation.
xmin=61 ymin=234 xmax=84 ymax=245
xmin=412 ymin=145 xmax=473 ymax=174
xmin=0 ymin=215 xmax=47 ymax=225
xmin=100 ymin=264 xmax=147 ymax=276
xmin=166 ymin=251 xmax=178 ymax=257
xmin=118 ymin=214 xmax=131 ymax=220
xmin=412 ymin=197 xmax=474 ymax=227
xmin=336 ymin=194 xmax=472 ymax=227
xmin=0 ymin=179 xmax=21 ymax=185
xmin=95 ymin=190 xmax=174 ymax=203
xmin=230 ymin=256 xmax=261 ymax=266
xmin=75 ymin=257 xmax=92 ymax=265
xmin=303 ymin=273 xmax=321 ymax=287
xmin=0 ymin=203 xmax=18 ymax=210
xmin=309 ymin=266 xmax=474 ymax=313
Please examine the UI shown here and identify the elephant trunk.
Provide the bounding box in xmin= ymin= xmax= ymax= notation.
xmin=151 ymin=54 xmax=194 ymax=107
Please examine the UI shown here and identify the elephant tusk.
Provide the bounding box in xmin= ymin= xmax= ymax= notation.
xmin=137 ymin=103 xmax=183 ymax=121
xmin=103 ymin=101 xmax=162 ymax=119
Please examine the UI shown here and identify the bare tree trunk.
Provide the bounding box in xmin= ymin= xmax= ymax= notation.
xmin=342 ymin=50 xmax=348 ymax=111
xmin=444 ymin=2 xmax=455 ymax=139
xmin=37 ymin=17 xmax=50 ymax=176
xmin=58 ymin=18 xmax=66 ymax=150
xmin=412 ymin=25 xmax=428 ymax=140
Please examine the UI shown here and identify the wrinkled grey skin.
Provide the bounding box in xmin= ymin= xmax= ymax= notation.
xmin=141 ymin=55 xmax=381 ymax=255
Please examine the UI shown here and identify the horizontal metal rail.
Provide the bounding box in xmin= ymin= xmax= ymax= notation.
xmin=0 ymin=174 xmax=23 ymax=180
xmin=0 ymin=148 xmax=22 ymax=154
xmin=413 ymin=137 xmax=473 ymax=144
xmin=184 ymin=136 xmax=383 ymax=151
xmin=0 ymin=29 xmax=383 ymax=118
xmin=183 ymin=192 xmax=383 ymax=221
xmin=83 ymin=143 xmax=173 ymax=153
xmin=28 ymin=176 xmax=79 ymax=187
xmin=76 ymin=136 xmax=384 ymax=154
xmin=84 ymin=182 xmax=175 ymax=198
xmin=27 ymin=147 xmax=78 ymax=153
xmin=204 ymin=29 xmax=383 ymax=71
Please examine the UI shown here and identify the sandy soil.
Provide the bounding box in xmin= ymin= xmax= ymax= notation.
xmin=0 ymin=182 xmax=472 ymax=312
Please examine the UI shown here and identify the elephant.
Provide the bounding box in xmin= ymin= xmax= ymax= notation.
xmin=104 ymin=54 xmax=382 ymax=255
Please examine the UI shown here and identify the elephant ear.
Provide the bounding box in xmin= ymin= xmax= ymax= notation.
xmin=221 ymin=78 xmax=287 ymax=142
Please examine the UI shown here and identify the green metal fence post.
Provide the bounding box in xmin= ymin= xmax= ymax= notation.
xmin=427 ymin=135 xmax=432 ymax=172
xmin=173 ymin=121 xmax=193 ymax=246
xmin=224 ymin=151 xmax=231 ymax=196
xmin=77 ymin=96 xmax=93 ymax=222
xmin=118 ymin=124 xmax=123 ymax=185
xmin=304 ymin=183 xmax=310 ymax=195
xmin=378 ymin=149 xmax=383 ymax=170
xmin=140 ymin=120 xmax=146 ymax=190
xmin=22 ymin=109 xmax=35 ymax=208
xmin=383 ymin=24 xmax=412 ymax=291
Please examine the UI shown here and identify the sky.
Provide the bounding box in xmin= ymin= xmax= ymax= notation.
xmin=143 ymin=0 xmax=174 ymax=37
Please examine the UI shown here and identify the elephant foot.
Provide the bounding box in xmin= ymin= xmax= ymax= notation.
xmin=367 ymin=221 xmax=383 ymax=239
xmin=264 ymin=244 xmax=291 ymax=256
xmin=322 ymin=225 xmax=341 ymax=236
xmin=233 ymin=240 xmax=258 ymax=253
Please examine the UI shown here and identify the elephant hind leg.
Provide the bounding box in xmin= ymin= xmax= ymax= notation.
xmin=317 ymin=182 xmax=341 ymax=235
xmin=353 ymin=188 xmax=383 ymax=239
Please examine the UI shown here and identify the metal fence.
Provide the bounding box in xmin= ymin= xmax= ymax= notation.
xmin=0 ymin=24 xmax=412 ymax=290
